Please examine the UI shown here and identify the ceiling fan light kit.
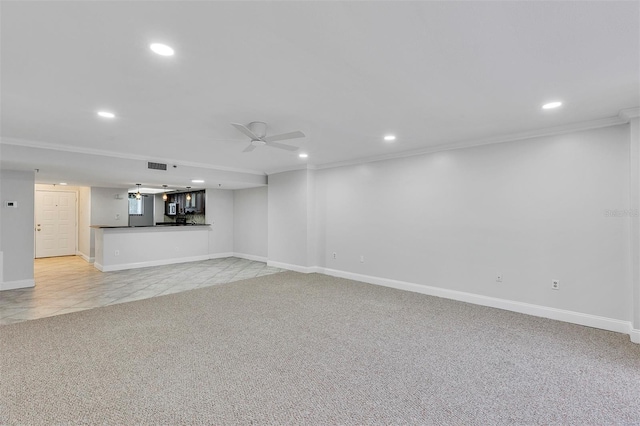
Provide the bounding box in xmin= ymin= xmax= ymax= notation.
xmin=231 ymin=121 xmax=305 ymax=153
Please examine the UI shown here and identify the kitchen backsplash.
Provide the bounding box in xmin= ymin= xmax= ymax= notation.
xmin=163 ymin=214 xmax=206 ymax=224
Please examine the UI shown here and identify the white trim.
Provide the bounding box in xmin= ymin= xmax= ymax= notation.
xmin=267 ymin=260 xmax=317 ymax=274
xmin=233 ymin=252 xmax=268 ymax=262
xmin=208 ymin=252 xmax=235 ymax=260
xmin=266 ymin=164 xmax=312 ymax=176
xmin=94 ymin=255 xmax=210 ymax=272
xmin=0 ymin=137 xmax=266 ymax=177
xmin=317 ymin=267 xmax=637 ymax=342
xmin=0 ymin=279 xmax=35 ymax=291
xmin=266 ymin=113 xmax=629 ymax=175
xmin=76 ymin=252 xmax=94 ymax=263
xmin=619 ymin=107 xmax=640 ymax=121
xmin=314 ymin=116 xmax=627 ymax=172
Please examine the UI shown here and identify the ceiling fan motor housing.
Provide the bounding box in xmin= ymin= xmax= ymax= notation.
xmin=248 ymin=121 xmax=267 ymax=138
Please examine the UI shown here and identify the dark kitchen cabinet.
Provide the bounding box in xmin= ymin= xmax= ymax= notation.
xmin=195 ymin=191 xmax=205 ymax=214
xmin=164 ymin=190 xmax=205 ymax=215
xmin=165 ymin=193 xmax=176 ymax=215
xmin=185 ymin=190 xmax=205 ymax=214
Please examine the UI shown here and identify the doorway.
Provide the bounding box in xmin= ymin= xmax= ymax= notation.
xmin=35 ymin=190 xmax=77 ymax=258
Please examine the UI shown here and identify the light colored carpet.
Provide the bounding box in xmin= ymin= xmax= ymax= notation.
xmin=1 ymin=271 xmax=639 ymax=425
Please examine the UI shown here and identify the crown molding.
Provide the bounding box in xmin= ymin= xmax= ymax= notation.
xmin=4 ymin=108 xmax=637 ymax=178
xmin=0 ymin=137 xmax=266 ymax=177
xmin=314 ymin=114 xmax=630 ymax=172
xmin=619 ymin=107 xmax=640 ymax=121
xmin=265 ymin=164 xmax=316 ymax=176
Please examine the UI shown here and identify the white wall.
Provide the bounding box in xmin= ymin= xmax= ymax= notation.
xmin=268 ymin=170 xmax=314 ymax=269
xmin=206 ymin=188 xmax=234 ymax=256
xmin=0 ymin=170 xmax=35 ymax=289
xmin=313 ymin=125 xmax=631 ymax=322
xmin=233 ymin=186 xmax=268 ymax=260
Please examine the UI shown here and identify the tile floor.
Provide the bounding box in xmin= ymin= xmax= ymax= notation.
xmin=0 ymin=256 xmax=284 ymax=326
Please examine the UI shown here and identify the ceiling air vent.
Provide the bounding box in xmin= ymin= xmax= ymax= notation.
xmin=147 ymin=161 xmax=167 ymax=171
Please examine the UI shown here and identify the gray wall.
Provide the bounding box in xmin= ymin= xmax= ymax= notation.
xmin=89 ymin=187 xmax=129 ymax=258
xmin=233 ymin=186 xmax=267 ymax=259
xmin=128 ymin=194 xmax=154 ymax=227
xmin=206 ymin=188 xmax=234 ymax=255
xmin=78 ymin=186 xmax=91 ymax=260
xmin=630 ymin=117 xmax=640 ymax=332
xmin=265 ymin=124 xmax=634 ymax=325
xmin=0 ymin=170 xmax=35 ymax=286
xmin=268 ymin=170 xmax=314 ymax=268
xmin=314 ymin=125 xmax=630 ymax=321
xmin=154 ymin=194 xmax=165 ymax=224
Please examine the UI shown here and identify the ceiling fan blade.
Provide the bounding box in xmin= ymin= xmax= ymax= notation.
xmin=231 ymin=123 xmax=260 ymax=140
xmin=263 ymin=130 xmax=305 ymax=143
xmin=266 ymin=141 xmax=299 ymax=151
xmin=242 ymin=144 xmax=256 ymax=153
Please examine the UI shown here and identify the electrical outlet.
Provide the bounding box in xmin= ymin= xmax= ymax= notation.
xmin=360 ymin=255 xmax=364 ymax=263
xmin=552 ymin=279 xmax=560 ymax=290
xmin=333 ymin=252 xmax=337 ymax=260
xmin=114 ymin=250 xmax=120 ymax=256
xmin=496 ymin=273 xmax=503 ymax=283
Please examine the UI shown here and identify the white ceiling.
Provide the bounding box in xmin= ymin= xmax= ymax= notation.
xmin=1 ymin=1 xmax=639 ymax=190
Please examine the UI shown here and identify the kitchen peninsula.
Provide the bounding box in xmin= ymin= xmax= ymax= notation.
xmin=91 ymin=224 xmax=211 ymax=272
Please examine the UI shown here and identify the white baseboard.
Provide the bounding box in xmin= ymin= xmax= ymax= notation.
xmin=267 ymin=260 xmax=317 ymax=274
xmin=233 ymin=252 xmax=267 ymax=262
xmin=318 ymin=267 xmax=637 ymax=343
xmin=0 ymin=279 xmax=35 ymax=291
xmin=76 ymin=252 xmax=94 ymax=263
xmin=208 ymin=252 xmax=234 ymax=260
xmin=95 ymin=255 xmax=211 ymax=272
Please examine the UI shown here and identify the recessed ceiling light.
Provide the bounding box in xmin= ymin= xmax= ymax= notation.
xmin=191 ymin=179 xmax=205 ymax=183
xmin=59 ymin=183 xmax=67 ymax=186
xmin=542 ymin=101 xmax=562 ymax=110
xmin=384 ymin=135 xmax=396 ymax=141
xmin=150 ymin=43 xmax=174 ymax=56
xmin=299 ymin=153 xmax=308 ymax=158
xmin=97 ymin=111 xmax=115 ymax=118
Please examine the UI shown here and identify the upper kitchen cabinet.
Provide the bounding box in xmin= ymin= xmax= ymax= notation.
xmin=185 ymin=190 xmax=205 ymax=214
xmin=165 ymin=190 xmax=205 ymax=215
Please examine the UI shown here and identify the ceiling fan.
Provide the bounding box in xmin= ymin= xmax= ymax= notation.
xmin=231 ymin=121 xmax=305 ymax=153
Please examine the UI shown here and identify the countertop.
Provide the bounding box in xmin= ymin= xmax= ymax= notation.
xmin=90 ymin=224 xmax=211 ymax=229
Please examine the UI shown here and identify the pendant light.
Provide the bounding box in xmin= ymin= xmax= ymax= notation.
xmin=135 ymin=183 xmax=142 ymax=200
xmin=186 ymin=187 xmax=192 ymax=201
xmin=162 ymin=185 xmax=168 ymax=201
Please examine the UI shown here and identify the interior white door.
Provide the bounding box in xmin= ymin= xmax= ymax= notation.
xmin=35 ymin=191 xmax=77 ymax=258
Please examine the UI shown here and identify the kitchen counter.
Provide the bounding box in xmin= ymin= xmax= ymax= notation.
xmin=91 ymin=224 xmax=211 ymax=229
xmin=93 ymin=225 xmax=211 ymax=272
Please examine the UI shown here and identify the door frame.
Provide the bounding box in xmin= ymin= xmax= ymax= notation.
xmin=34 ymin=187 xmax=79 ymax=258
